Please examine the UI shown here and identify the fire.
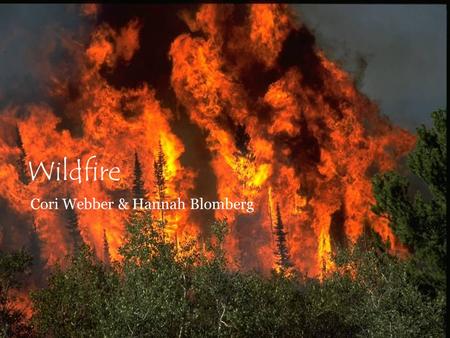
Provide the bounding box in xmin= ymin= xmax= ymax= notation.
xmin=169 ymin=4 xmax=414 ymax=275
xmin=0 ymin=17 xmax=194 ymax=268
xmin=0 ymin=4 xmax=414 ymax=279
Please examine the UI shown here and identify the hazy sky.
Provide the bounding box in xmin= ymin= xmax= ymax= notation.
xmin=294 ymin=4 xmax=446 ymax=130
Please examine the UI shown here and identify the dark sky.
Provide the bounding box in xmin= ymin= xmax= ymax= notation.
xmin=293 ymin=4 xmax=446 ymax=130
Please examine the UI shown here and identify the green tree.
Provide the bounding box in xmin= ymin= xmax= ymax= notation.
xmin=372 ymin=109 xmax=447 ymax=294
xmin=303 ymin=233 xmax=445 ymax=337
xmin=113 ymin=212 xmax=191 ymax=336
xmin=103 ymin=229 xmax=111 ymax=268
xmin=132 ymin=152 xmax=147 ymax=201
xmin=31 ymin=246 xmax=117 ymax=337
xmin=30 ymin=215 xmax=446 ymax=337
xmin=28 ymin=219 xmax=46 ymax=286
xmin=153 ymin=141 xmax=167 ymax=223
xmin=65 ymin=200 xmax=84 ymax=254
xmin=273 ymin=204 xmax=292 ymax=270
xmin=15 ymin=126 xmax=30 ymax=186
xmin=0 ymin=250 xmax=33 ymax=337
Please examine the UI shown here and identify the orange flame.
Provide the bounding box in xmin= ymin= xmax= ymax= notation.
xmin=0 ymin=4 xmax=414 ymax=279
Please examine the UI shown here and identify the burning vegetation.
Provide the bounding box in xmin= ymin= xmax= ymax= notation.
xmin=0 ymin=4 xmax=416 ymax=278
xmin=0 ymin=4 xmax=447 ymax=337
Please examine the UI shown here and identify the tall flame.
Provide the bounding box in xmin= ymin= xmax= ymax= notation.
xmin=0 ymin=4 xmax=414 ymax=278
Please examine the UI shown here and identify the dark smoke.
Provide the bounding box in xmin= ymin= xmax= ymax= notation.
xmin=0 ymin=5 xmax=92 ymax=111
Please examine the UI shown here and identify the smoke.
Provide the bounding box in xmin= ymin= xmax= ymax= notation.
xmin=95 ymin=5 xmax=198 ymax=100
xmin=0 ymin=4 xmax=418 ymax=279
xmin=0 ymin=5 xmax=93 ymax=112
xmin=95 ymin=4 xmax=220 ymax=235
xmin=294 ymin=4 xmax=446 ymax=129
xmin=0 ymin=6 xmax=90 ymax=281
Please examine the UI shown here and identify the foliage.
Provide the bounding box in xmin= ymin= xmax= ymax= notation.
xmin=0 ymin=250 xmax=33 ymax=337
xmin=132 ymin=152 xmax=147 ymax=201
xmin=30 ymin=216 xmax=445 ymax=337
xmin=28 ymin=109 xmax=447 ymax=336
xmin=153 ymin=141 xmax=167 ymax=202
xmin=65 ymin=198 xmax=84 ymax=253
xmin=303 ymin=233 xmax=445 ymax=337
xmin=153 ymin=141 xmax=167 ymax=222
xmin=31 ymin=246 xmax=117 ymax=337
xmin=15 ymin=126 xmax=30 ymax=186
xmin=103 ymin=229 xmax=111 ymax=268
xmin=28 ymin=221 xmax=46 ymax=286
xmin=372 ymin=109 xmax=447 ymax=294
xmin=273 ymin=204 xmax=292 ymax=270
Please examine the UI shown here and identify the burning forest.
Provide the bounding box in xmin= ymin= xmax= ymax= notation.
xmin=0 ymin=3 xmax=415 ymax=277
xmin=0 ymin=4 xmax=446 ymax=336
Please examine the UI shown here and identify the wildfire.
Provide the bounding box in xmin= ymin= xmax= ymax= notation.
xmin=0 ymin=4 xmax=414 ymax=279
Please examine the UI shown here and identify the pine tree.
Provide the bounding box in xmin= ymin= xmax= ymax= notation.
xmin=65 ymin=201 xmax=84 ymax=253
xmin=0 ymin=250 xmax=33 ymax=337
xmin=29 ymin=218 xmax=46 ymax=286
xmin=103 ymin=229 xmax=111 ymax=268
xmin=133 ymin=152 xmax=147 ymax=200
xmin=153 ymin=141 xmax=167 ymax=223
xmin=372 ymin=109 xmax=447 ymax=295
xmin=15 ymin=126 xmax=30 ymax=185
xmin=273 ymin=204 xmax=291 ymax=269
